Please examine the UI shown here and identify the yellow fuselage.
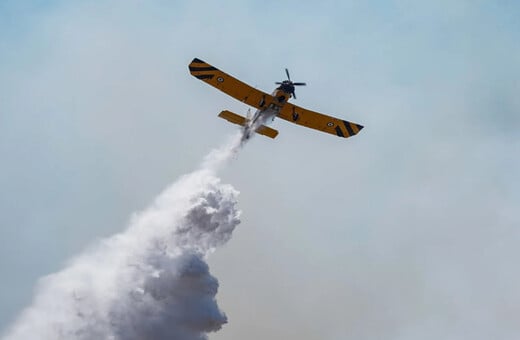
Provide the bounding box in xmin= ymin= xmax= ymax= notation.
xmin=251 ymin=88 xmax=291 ymax=125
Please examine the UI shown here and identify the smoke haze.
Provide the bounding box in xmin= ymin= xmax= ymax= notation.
xmin=1 ymin=2 xmax=519 ymax=339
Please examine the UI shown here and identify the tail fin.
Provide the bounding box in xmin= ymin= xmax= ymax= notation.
xmin=218 ymin=110 xmax=279 ymax=139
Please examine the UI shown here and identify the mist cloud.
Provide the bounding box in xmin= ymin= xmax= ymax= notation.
xmin=2 ymin=134 xmax=243 ymax=340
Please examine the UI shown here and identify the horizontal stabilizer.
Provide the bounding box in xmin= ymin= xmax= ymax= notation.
xmin=218 ymin=110 xmax=278 ymax=139
xmin=255 ymin=125 xmax=278 ymax=139
xmin=218 ymin=110 xmax=247 ymax=126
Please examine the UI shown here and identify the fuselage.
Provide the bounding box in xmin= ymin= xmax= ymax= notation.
xmin=250 ymin=86 xmax=292 ymax=127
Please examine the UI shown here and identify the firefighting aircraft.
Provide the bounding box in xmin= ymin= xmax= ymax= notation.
xmin=188 ymin=58 xmax=363 ymax=140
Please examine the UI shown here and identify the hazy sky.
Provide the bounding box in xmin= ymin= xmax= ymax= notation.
xmin=1 ymin=1 xmax=519 ymax=339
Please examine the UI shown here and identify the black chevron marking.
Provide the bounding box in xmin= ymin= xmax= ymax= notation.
xmin=189 ymin=66 xmax=218 ymax=72
xmin=192 ymin=58 xmax=205 ymax=63
xmin=195 ymin=74 xmax=214 ymax=80
xmin=343 ymin=120 xmax=355 ymax=136
xmin=335 ymin=125 xmax=345 ymax=137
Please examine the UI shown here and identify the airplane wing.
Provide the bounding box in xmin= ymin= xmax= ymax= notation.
xmin=189 ymin=58 xmax=274 ymax=110
xmin=277 ymin=102 xmax=364 ymax=138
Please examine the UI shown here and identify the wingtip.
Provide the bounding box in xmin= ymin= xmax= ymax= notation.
xmin=356 ymin=124 xmax=364 ymax=132
xmin=192 ymin=57 xmax=205 ymax=64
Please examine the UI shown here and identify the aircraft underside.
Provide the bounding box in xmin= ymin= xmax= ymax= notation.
xmin=242 ymin=108 xmax=278 ymax=140
xmin=189 ymin=57 xmax=364 ymax=140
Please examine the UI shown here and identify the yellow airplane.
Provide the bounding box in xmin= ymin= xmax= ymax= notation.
xmin=188 ymin=58 xmax=364 ymax=140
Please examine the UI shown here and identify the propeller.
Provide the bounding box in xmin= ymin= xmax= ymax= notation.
xmin=275 ymin=68 xmax=306 ymax=99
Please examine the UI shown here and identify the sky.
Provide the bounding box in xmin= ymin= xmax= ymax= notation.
xmin=1 ymin=0 xmax=519 ymax=339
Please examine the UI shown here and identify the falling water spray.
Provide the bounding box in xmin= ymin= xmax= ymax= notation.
xmin=3 ymin=132 xmax=244 ymax=340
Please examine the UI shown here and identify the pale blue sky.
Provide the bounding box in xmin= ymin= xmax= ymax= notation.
xmin=1 ymin=1 xmax=519 ymax=339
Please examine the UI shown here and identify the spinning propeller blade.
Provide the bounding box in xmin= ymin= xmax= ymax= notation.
xmin=274 ymin=68 xmax=307 ymax=99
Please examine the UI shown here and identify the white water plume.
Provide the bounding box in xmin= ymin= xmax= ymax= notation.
xmin=3 ymin=133 xmax=244 ymax=340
